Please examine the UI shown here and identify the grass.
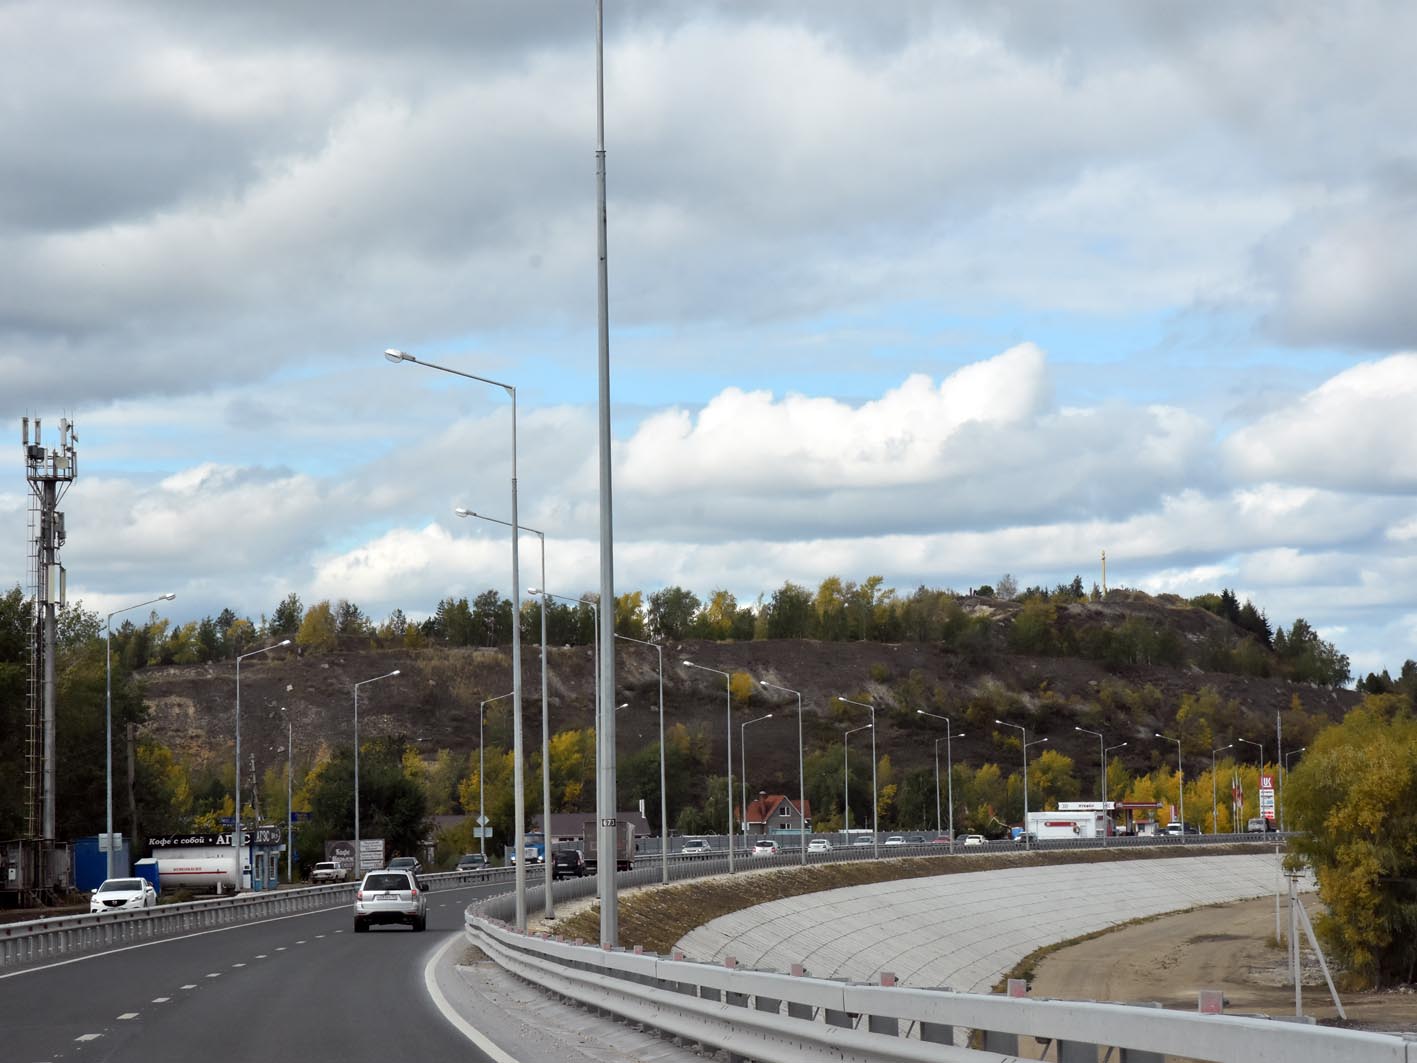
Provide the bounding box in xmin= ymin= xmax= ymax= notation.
xmin=554 ymin=843 xmax=1262 ymax=957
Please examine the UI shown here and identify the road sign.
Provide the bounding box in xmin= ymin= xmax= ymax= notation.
xmin=97 ymin=832 xmax=123 ymax=852
xmin=477 ymin=814 xmax=489 ymax=826
xmin=473 ymin=827 xmax=492 ymax=839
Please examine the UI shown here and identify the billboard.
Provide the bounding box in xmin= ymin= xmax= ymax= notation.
xmin=1259 ymin=773 xmax=1276 ymax=821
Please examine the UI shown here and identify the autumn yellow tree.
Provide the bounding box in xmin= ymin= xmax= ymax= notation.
xmin=1287 ymin=694 xmax=1417 ymax=987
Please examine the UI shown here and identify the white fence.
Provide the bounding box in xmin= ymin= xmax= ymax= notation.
xmin=466 ymin=911 xmax=1417 ymax=1063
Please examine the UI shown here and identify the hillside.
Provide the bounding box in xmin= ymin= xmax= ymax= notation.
xmin=137 ymin=592 xmax=1359 ymax=811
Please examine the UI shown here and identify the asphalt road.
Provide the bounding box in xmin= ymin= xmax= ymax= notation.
xmin=0 ymin=881 xmax=504 ymax=1063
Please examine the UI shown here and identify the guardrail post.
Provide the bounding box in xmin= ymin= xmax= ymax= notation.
xmin=1057 ymin=1039 xmax=1098 ymax=1063
xmin=868 ymin=973 xmax=899 ymax=1035
xmin=823 ymin=977 xmax=853 ymax=1031
xmin=1118 ymin=1003 xmax=1165 ymax=1063
xmin=787 ymin=964 xmax=815 ymax=1021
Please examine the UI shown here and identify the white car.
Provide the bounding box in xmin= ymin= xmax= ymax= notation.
xmin=90 ymin=877 xmax=157 ymax=914
xmin=961 ymin=834 xmax=987 ymax=847
xmin=884 ymin=835 xmax=906 ymax=846
xmin=751 ymin=839 xmax=780 ymax=857
xmin=806 ymin=838 xmax=832 ymax=854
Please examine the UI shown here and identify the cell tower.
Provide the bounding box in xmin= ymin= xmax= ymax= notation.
xmin=17 ymin=416 xmax=77 ymax=901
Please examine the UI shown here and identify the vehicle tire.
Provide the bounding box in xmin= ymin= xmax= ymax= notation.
xmin=415 ymin=915 xmax=427 ymax=932
xmin=354 ymin=919 xmax=368 ymax=933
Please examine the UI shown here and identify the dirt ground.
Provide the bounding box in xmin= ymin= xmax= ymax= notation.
xmin=1029 ymin=894 xmax=1417 ymax=1034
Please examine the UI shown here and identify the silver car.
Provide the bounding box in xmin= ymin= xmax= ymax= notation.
xmin=354 ymin=869 xmax=427 ymax=932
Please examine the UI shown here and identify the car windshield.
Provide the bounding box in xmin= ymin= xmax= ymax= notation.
xmin=364 ymin=873 xmax=411 ymax=891
xmin=98 ymin=879 xmax=144 ymax=892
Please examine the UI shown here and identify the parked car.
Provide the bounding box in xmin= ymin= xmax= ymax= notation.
xmin=680 ymin=838 xmax=713 ymax=857
xmin=1012 ymin=831 xmax=1038 ymax=845
xmin=929 ymin=835 xmax=953 ymax=845
xmin=456 ymin=853 xmax=489 ymax=874
xmin=751 ymin=839 xmax=780 ymax=857
xmin=310 ymin=861 xmax=350 ymax=884
xmin=851 ymin=836 xmax=874 ymax=847
xmin=90 ymin=877 xmax=157 ymax=914
xmin=354 ymin=868 xmax=426 ymax=932
xmin=1246 ymin=817 xmax=1276 ymax=833
xmin=1161 ymin=823 xmax=1201 ymax=836
xmin=552 ymin=849 xmax=587 ymax=879
xmin=904 ymin=835 xmax=927 ymax=845
xmin=884 ymin=835 xmax=906 ymax=846
xmin=961 ymin=834 xmax=986 ymax=846
xmin=807 ymin=838 xmax=832 ymax=854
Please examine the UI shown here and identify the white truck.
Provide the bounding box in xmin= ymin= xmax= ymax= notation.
xmin=1026 ymin=810 xmax=1108 ymax=840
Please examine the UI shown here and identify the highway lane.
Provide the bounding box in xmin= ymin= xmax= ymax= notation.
xmin=1 ymin=881 xmax=504 ymax=1062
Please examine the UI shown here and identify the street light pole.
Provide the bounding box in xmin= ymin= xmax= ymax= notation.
xmin=384 ymin=347 xmax=528 ymax=931
xmin=917 ymin=710 xmax=962 ymax=852
xmin=459 ymin=509 xmax=555 ymax=917
xmin=1075 ymin=725 xmax=1106 ymax=846
xmin=996 ymin=719 xmax=1031 ymax=847
xmin=478 ymin=692 xmax=514 ymax=860
xmin=236 ymin=638 xmax=290 ymax=888
xmin=1211 ymin=743 xmax=1234 ymax=835
xmin=843 ymin=724 xmax=872 ymax=846
xmin=683 ymin=660 xmax=735 ymax=873
xmin=105 ymin=592 xmax=174 ymax=879
xmin=281 ymin=707 xmax=293 ymax=882
xmin=740 ymin=713 xmax=774 ymax=849
xmin=1282 ymin=747 xmax=1306 ymax=832
xmin=616 ymin=633 xmax=668 ymax=883
xmin=837 ymin=698 xmax=879 ymax=859
xmin=761 ymin=682 xmax=807 ymax=864
xmin=1104 ymin=741 xmax=1127 ymax=836
xmin=354 ymin=670 xmax=400 ymax=875
xmin=1156 ymin=732 xmax=1185 ymax=840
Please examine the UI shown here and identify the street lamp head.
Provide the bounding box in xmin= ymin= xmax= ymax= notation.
xmin=766 ymin=713 xmax=774 ymax=720
xmin=528 ymin=587 xmax=543 ymax=595
xmin=390 ymin=670 xmax=401 ymax=677
xmin=454 ymin=507 xmax=473 ymax=518
xmin=682 ymin=659 xmax=693 ymax=665
xmin=160 ymin=592 xmax=176 ymax=601
xmin=279 ymin=639 xmax=291 ymax=647
xmin=383 ymin=348 xmax=413 ymax=364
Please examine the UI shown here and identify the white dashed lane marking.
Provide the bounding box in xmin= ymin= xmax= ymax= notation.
xmin=316 ymin=934 xmax=326 ymax=939
xmin=205 ymin=973 xmax=221 ymax=979
xmin=232 ymin=963 xmax=246 ymax=968
xmin=75 ymin=1034 xmax=101 ymax=1042
xmin=255 ymin=954 xmax=267 ymax=959
xmin=152 ymin=997 xmax=171 ymax=1003
xmin=275 ymin=946 xmax=286 ymax=951
xmin=117 ymin=1012 xmax=139 ymax=1020
xmin=295 ymin=940 xmax=306 ymax=944
xmin=181 ymin=984 xmax=197 ymax=990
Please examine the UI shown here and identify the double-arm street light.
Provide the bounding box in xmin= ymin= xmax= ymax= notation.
xmin=1155 ymin=732 xmax=1185 ymax=840
xmin=459 ymin=508 xmax=555 ymax=917
xmin=477 ymin=692 xmax=514 ymax=859
xmin=1105 ymin=741 xmax=1128 ymax=838
xmin=105 ymin=592 xmax=174 ymax=878
xmin=917 ymin=710 xmax=963 ymax=851
xmin=739 ymin=713 xmax=774 ymax=850
xmin=996 ymin=720 xmax=1046 ymax=848
xmin=616 ymin=633 xmax=668 ymax=883
xmin=836 ymin=697 xmax=879 ymax=859
xmin=761 ymin=681 xmax=808 ymax=864
xmin=843 ymin=724 xmax=873 ymax=844
xmin=236 ymin=638 xmax=290 ymax=886
xmin=1074 ymin=726 xmax=1108 ymax=846
xmin=385 ymin=347 xmax=528 ymax=931
xmin=1211 ymin=743 xmax=1234 ymax=835
xmin=682 ymin=660 xmax=736 ymax=873
xmin=354 ymin=670 xmax=400 ymax=874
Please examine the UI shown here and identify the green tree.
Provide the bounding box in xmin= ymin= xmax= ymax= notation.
xmin=646 ymin=586 xmax=700 ymax=640
xmin=270 ymin=593 xmax=304 ymax=638
xmin=764 ymin=582 xmax=813 ymax=639
xmin=1287 ymin=695 xmax=1417 ymax=987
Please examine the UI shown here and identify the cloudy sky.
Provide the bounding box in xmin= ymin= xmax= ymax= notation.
xmin=3 ymin=1 xmax=1415 ymax=678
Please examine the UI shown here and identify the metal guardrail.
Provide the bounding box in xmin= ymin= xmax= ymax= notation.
xmin=0 ymin=866 xmax=493 ymax=971
xmin=466 ymin=911 xmax=1417 ymax=1063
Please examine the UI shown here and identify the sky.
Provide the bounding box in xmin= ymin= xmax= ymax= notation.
xmin=2 ymin=1 xmax=1416 ymax=680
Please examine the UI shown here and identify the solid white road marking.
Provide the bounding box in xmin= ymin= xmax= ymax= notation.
xmin=117 ymin=1012 xmax=139 ymax=1020
xmin=423 ymin=934 xmax=520 ymax=1063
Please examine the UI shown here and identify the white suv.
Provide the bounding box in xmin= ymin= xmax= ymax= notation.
xmin=354 ymin=869 xmax=427 ymax=932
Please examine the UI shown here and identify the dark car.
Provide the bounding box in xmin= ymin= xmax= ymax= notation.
xmin=456 ymin=853 xmax=489 ymax=874
xmin=552 ymin=849 xmax=586 ymax=879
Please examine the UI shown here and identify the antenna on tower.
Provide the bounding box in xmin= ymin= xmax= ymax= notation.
xmin=1101 ymin=550 xmax=1107 ymax=598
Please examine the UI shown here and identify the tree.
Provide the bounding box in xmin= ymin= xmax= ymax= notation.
xmin=1287 ymin=695 xmax=1417 ymax=987
xmin=996 ymin=574 xmax=1018 ymax=600
xmin=335 ymin=600 xmax=371 ymax=638
xmin=296 ymin=600 xmax=338 ymax=653
xmin=646 ymin=586 xmax=699 ymax=640
xmin=614 ymin=591 xmax=646 ymax=639
xmin=472 ymin=590 xmax=512 ymax=647
xmin=764 ymin=582 xmax=813 ymax=639
xmin=270 ymin=593 xmax=304 ymax=638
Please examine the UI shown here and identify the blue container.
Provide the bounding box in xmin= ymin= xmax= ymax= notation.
xmin=134 ymin=858 xmax=160 ymax=894
xmin=74 ymin=835 xmax=132 ymax=891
